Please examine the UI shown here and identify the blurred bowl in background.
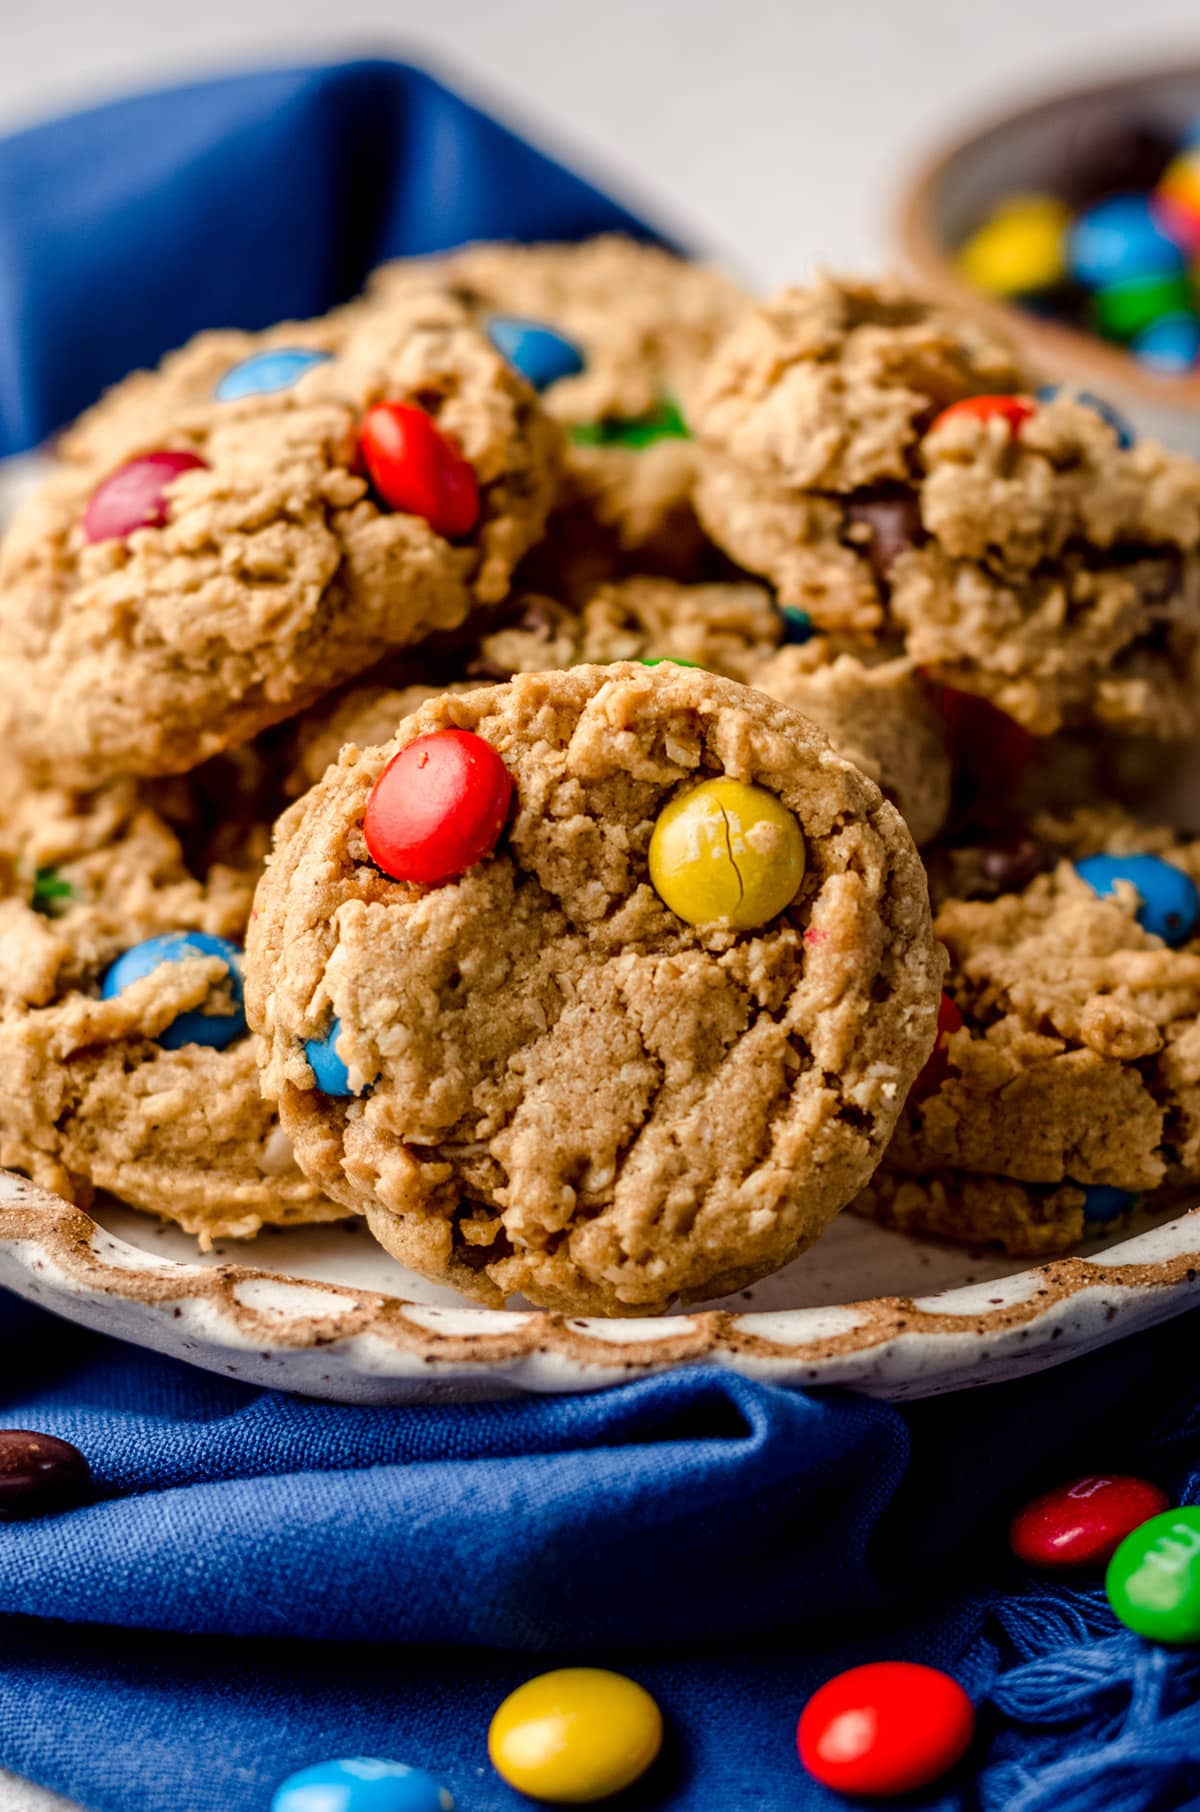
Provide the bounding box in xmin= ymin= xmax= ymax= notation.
xmin=898 ymin=62 xmax=1200 ymax=452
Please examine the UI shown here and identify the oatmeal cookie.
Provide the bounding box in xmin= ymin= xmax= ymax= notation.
xmin=693 ymin=275 xmax=1200 ymax=735
xmin=887 ymin=808 xmax=1200 ymax=1201
xmin=0 ymin=768 xmax=342 ymax=1243
xmin=850 ymin=1169 xmax=1106 ymax=1257
xmin=471 ymin=576 xmax=951 ymax=844
xmin=246 ymin=664 xmax=943 ymax=1315
xmin=371 ymin=236 xmax=749 ymax=574
xmin=0 ymin=295 xmax=562 ymax=786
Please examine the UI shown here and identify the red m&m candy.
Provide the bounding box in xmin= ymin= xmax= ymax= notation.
xmin=798 ymin=1661 xmax=974 ymax=1798
xmin=929 ymin=394 xmax=1035 ymax=435
xmin=1010 ymin=1474 xmax=1170 ymax=1570
xmin=364 ymin=728 xmax=513 ymax=886
xmin=358 ymin=403 xmax=479 ymax=539
xmin=911 ymin=992 xmax=963 ymax=1102
xmin=937 ymin=686 xmax=1036 ymax=787
xmin=82 ymin=449 xmax=208 ymax=544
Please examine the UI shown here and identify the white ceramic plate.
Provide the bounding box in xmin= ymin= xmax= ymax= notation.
xmin=3 ymin=453 xmax=1200 ymax=1401
xmin=3 ymin=1172 xmax=1199 ymax=1402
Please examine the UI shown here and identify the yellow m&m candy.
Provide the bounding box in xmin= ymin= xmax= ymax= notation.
xmin=957 ymin=192 xmax=1069 ymax=297
xmin=488 ymin=1667 xmax=663 ymax=1803
xmin=648 ymin=776 xmax=806 ymax=929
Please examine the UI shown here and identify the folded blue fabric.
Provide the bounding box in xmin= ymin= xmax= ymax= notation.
xmin=2 ymin=56 xmax=1200 ymax=1812
xmin=1 ymin=1294 xmax=1199 ymax=1812
xmin=0 ymin=58 xmax=660 ymax=458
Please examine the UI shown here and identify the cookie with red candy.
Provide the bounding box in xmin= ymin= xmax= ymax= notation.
xmin=0 ymin=291 xmax=561 ymax=786
xmin=692 ymin=273 xmax=1200 ymax=739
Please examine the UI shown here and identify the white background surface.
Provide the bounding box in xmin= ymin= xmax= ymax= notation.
xmin=1 ymin=1 xmax=1199 ymax=1807
xmin=2 ymin=0 xmax=1200 ymax=286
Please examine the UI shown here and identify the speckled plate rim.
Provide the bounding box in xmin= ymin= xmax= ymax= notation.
xmin=3 ymin=1172 xmax=1200 ymax=1402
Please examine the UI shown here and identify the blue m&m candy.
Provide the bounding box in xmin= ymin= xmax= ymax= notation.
xmin=214 ymin=347 xmax=332 ymax=402
xmin=486 ymin=316 xmax=585 ymax=390
xmin=101 ymin=933 xmax=245 ymax=1049
xmin=1069 ymin=196 xmax=1185 ymax=288
xmin=305 ymin=1018 xmax=355 ymax=1096
xmin=1133 ymin=311 xmax=1200 ymax=374
xmin=271 ymin=1758 xmax=453 ymax=1812
xmin=780 ymin=606 xmax=815 ymax=644
xmin=1034 ymin=385 xmax=1135 ymax=448
xmin=1079 ymin=1184 xmax=1139 ymax=1224
xmin=1074 ymin=853 xmax=1200 ymax=946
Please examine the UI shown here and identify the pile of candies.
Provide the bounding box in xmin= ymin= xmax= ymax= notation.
xmin=957 ymin=109 xmax=1200 ymax=373
xmin=8 ymin=1419 xmax=1200 ymax=1804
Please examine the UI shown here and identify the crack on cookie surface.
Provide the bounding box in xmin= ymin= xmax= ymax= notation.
xmin=247 ymin=664 xmax=943 ymax=1313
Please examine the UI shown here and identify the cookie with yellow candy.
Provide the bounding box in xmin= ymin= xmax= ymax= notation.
xmin=649 ymin=777 xmax=807 ymax=928
xmin=246 ymin=662 xmax=944 ymax=1315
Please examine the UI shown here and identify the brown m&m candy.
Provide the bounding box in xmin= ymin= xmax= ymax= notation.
xmin=0 ymin=1429 xmax=92 ymax=1518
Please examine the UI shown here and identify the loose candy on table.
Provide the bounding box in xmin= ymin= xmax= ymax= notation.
xmin=957 ymin=192 xmax=1070 ymax=296
xmin=648 ymin=777 xmax=806 ymax=931
xmin=486 ymin=316 xmax=585 ymax=390
xmin=1010 ymin=1474 xmax=1171 ymax=1569
xmin=1033 ymin=384 xmax=1135 ymax=447
xmin=214 ymin=347 xmax=332 ymax=401
xmin=797 ymin=1661 xmax=975 ymax=1797
xmin=364 ymin=728 xmax=513 ymax=887
xmin=270 ymin=1758 xmax=453 ymax=1812
xmin=0 ymin=1430 xmax=91 ymax=1519
xmin=488 ymin=1667 xmax=662 ymax=1804
xmin=1073 ymin=852 xmax=1200 ymax=945
xmin=82 ymin=450 xmax=208 ymax=544
xmin=1080 ymin=1183 xmax=1139 ymax=1224
xmin=305 ymin=1017 xmax=355 ymax=1097
xmin=928 ymin=395 xmax=1034 ymax=436
xmin=101 ymin=932 xmax=246 ymax=1050
xmin=1133 ymin=310 xmax=1200 ymax=373
xmin=1069 ymin=194 xmax=1186 ymax=288
xmin=358 ymin=403 xmax=479 ymax=539
xmin=1106 ymin=1506 xmax=1200 ymax=1643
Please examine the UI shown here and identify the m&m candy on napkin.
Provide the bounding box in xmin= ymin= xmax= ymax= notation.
xmin=271 ymin=1758 xmax=453 ymax=1812
xmin=1011 ymin=1475 xmax=1170 ymax=1569
xmin=797 ymin=1661 xmax=975 ymax=1796
xmin=488 ymin=1667 xmax=662 ymax=1803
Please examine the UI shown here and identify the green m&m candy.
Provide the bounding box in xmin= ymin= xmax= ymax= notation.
xmin=569 ymin=396 xmax=689 ymax=449
xmin=1106 ymin=1506 xmax=1200 ymax=1642
xmin=1091 ymin=270 xmax=1193 ymax=340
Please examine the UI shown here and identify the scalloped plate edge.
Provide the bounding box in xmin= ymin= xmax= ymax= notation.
xmin=3 ymin=1173 xmax=1200 ymax=1401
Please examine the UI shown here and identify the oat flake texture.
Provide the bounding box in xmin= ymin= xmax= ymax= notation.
xmin=247 ymin=664 xmax=944 ymax=1315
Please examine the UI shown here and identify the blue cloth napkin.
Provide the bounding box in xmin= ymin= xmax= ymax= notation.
xmin=2 ymin=56 xmax=1200 ymax=1812
xmin=0 ymin=58 xmax=661 ymax=458
xmin=1 ymin=1294 xmax=1199 ymax=1812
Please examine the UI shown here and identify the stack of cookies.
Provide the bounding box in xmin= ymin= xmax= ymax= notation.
xmin=2 ymin=238 xmax=1198 ymax=1314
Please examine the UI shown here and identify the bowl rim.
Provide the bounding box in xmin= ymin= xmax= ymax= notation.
xmin=5 ymin=1170 xmax=1200 ymax=1401
xmin=897 ymin=55 xmax=1200 ymax=408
